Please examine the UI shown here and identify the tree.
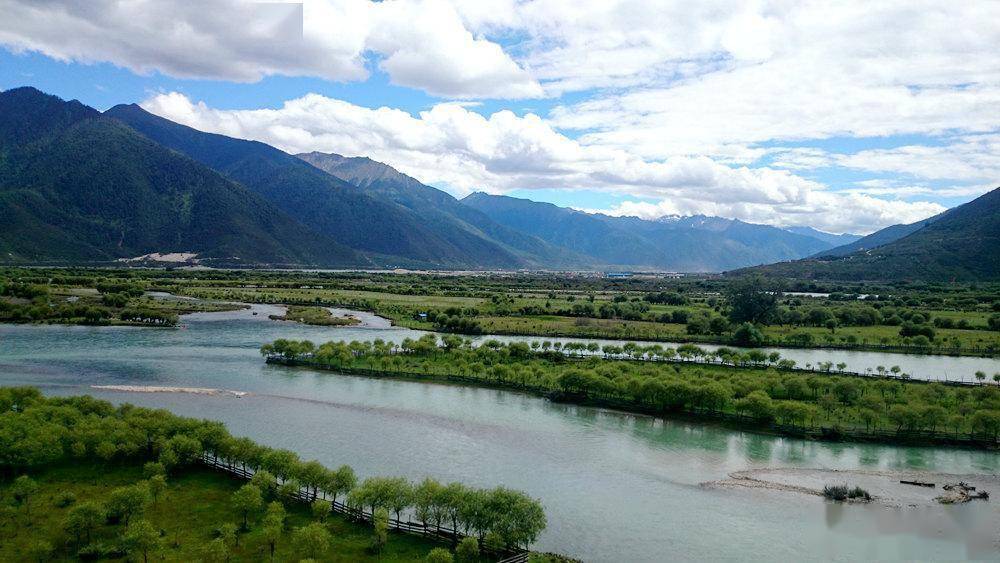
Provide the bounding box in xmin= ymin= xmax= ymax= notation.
xmin=293 ymin=522 xmax=332 ymax=560
xmin=105 ymin=483 xmax=150 ymax=529
xmin=372 ymin=507 xmax=389 ymax=554
xmin=426 ymin=547 xmax=454 ymax=563
xmin=250 ymin=469 xmax=277 ymax=499
xmin=148 ymin=474 xmax=167 ymax=504
xmin=277 ymin=478 xmax=302 ymax=505
xmin=262 ymin=502 xmax=286 ymax=562
xmin=975 ymin=371 xmax=986 ymax=382
xmin=63 ymin=501 xmax=104 ymax=545
xmin=311 ymin=499 xmax=331 ymax=522
xmin=11 ymin=475 xmax=38 ymax=517
xmin=455 ymin=537 xmax=479 ymax=562
xmin=328 ymin=465 xmax=356 ymax=505
xmin=200 ymin=537 xmax=229 ymax=563
xmin=725 ymin=276 xmax=779 ymax=325
xmin=232 ymin=483 xmax=263 ymax=530
xmin=218 ymin=522 xmax=239 ymax=548
xmin=123 ymin=519 xmax=161 ymax=563
xmin=732 ymin=323 xmax=765 ymax=347
xmin=414 ymin=477 xmax=443 ymax=528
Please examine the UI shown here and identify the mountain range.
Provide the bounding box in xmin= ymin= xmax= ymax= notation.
xmin=739 ymin=187 xmax=1000 ymax=281
xmin=4 ymin=86 xmax=990 ymax=278
xmin=461 ymin=193 xmax=838 ymax=271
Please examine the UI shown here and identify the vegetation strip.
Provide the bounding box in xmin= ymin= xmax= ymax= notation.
xmin=262 ymin=336 xmax=1000 ymax=449
xmin=0 ymin=388 xmax=548 ymax=561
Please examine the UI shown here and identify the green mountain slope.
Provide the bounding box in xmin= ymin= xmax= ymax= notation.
xmin=461 ymin=193 xmax=832 ymax=272
xmin=738 ymin=188 xmax=1000 ymax=281
xmin=0 ymin=87 xmax=364 ymax=266
xmin=297 ymin=152 xmax=591 ymax=268
xmin=811 ymin=213 xmax=946 ymax=258
xmin=106 ymin=104 xmax=532 ymax=269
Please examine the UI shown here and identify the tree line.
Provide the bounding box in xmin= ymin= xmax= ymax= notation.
xmin=262 ymin=336 xmax=1000 ymax=445
xmin=0 ymin=387 xmax=547 ymax=557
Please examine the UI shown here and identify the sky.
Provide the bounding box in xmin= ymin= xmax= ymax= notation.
xmin=1 ymin=1 xmax=998 ymax=235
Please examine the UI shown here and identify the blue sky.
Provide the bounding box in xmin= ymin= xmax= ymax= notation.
xmin=2 ymin=1 xmax=996 ymax=234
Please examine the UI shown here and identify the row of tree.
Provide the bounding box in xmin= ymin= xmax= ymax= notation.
xmin=262 ymin=336 xmax=1000 ymax=443
xmin=0 ymin=387 xmax=547 ymax=552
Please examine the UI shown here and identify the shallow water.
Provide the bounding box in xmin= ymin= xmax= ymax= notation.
xmin=1 ymin=307 xmax=998 ymax=561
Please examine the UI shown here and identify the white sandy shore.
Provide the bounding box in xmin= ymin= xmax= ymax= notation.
xmin=91 ymin=385 xmax=248 ymax=397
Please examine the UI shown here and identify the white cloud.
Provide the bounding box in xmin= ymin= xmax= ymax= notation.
xmin=770 ymin=134 xmax=1000 ymax=185
xmin=596 ymin=194 xmax=946 ymax=235
xmin=0 ymin=0 xmax=541 ymax=98
xmin=143 ymin=91 xmax=947 ymax=234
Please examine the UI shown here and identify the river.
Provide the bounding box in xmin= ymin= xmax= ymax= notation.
xmin=1 ymin=305 xmax=998 ymax=561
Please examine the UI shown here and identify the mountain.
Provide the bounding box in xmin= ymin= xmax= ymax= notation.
xmin=811 ymin=212 xmax=945 ymax=258
xmin=105 ymin=104 xmax=533 ymax=269
xmin=297 ymin=152 xmax=589 ymax=268
xmin=461 ymin=193 xmax=833 ymax=271
xmin=738 ymin=188 xmax=1000 ymax=281
xmin=783 ymin=226 xmax=861 ymax=247
xmin=0 ymin=87 xmax=364 ymax=266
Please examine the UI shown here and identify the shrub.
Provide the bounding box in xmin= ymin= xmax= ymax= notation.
xmin=823 ymin=484 xmax=871 ymax=501
xmin=55 ymin=491 xmax=77 ymax=508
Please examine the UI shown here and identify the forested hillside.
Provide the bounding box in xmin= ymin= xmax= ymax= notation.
xmin=739 ymin=188 xmax=1000 ymax=281
xmin=0 ymin=88 xmax=363 ymax=266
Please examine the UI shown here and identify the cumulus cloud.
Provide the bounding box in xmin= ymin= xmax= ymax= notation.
xmin=143 ymin=91 xmax=947 ymax=233
xmin=0 ymin=0 xmax=541 ymax=98
xmin=526 ymin=1 xmax=1000 ymax=160
xmin=596 ymin=195 xmax=946 ymax=235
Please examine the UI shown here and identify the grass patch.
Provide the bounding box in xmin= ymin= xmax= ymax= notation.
xmin=269 ymin=305 xmax=360 ymax=326
xmin=0 ymin=462 xmax=445 ymax=562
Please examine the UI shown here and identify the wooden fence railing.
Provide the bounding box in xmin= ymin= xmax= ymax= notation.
xmin=198 ymin=454 xmax=529 ymax=561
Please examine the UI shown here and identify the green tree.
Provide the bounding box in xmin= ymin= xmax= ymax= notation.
xmin=231 ymin=483 xmax=263 ymax=530
xmin=732 ymin=323 xmax=765 ymax=347
xmin=311 ymin=499 xmax=331 ymax=522
xmin=148 ymin=474 xmax=167 ymax=504
xmin=11 ymin=475 xmax=39 ymax=517
xmin=328 ymin=465 xmax=356 ymax=505
xmin=725 ymin=276 xmax=779 ymax=325
xmin=372 ymin=507 xmax=390 ymax=554
xmin=123 ymin=519 xmax=161 ymax=563
xmin=426 ymin=547 xmax=455 ymax=563
xmin=293 ymin=522 xmax=332 ymax=560
xmin=455 ymin=537 xmax=479 ymax=562
xmin=200 ymin=537 xmax=229 ymax=563
xmin=262 ymin=501 xmax=286 ymax=562
xmin=105 ymin=483 xmax=150 ymax=529
xmin=63 ymin=501 xmax=104 ymax=545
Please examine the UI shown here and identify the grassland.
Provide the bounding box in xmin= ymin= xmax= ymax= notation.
xmin=3 ymin=267 xmax=997 ymax=355
xmin=0 ymin=463 xmax=442 ymax=562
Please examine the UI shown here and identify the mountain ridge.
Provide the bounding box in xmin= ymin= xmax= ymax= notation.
xmin=735 ymin=187 xmax=1000 ymax=281
xmin=0 ymin=87 xmax=364 ymax=267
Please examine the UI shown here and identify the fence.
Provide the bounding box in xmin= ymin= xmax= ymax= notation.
xmin=198 ymin=454 xmax=528 ymax=561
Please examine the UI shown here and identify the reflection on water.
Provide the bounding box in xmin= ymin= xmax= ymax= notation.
xmin=0 ymin=309 xmax=998 ymax=561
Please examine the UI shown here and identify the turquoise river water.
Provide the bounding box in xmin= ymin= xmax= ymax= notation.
xmin=0 ymin=304 xmax=998 ymax=561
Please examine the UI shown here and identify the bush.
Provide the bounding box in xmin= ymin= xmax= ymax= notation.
xmin=732 ymin=323 xmax=765 ymax=347
xmin=823 ymin=484 xmax=871 ymax=501
xmin=426 ymin=547 xmax=454 ymax=563
xmin=55 ymin=491 xmax=77 ymax=508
